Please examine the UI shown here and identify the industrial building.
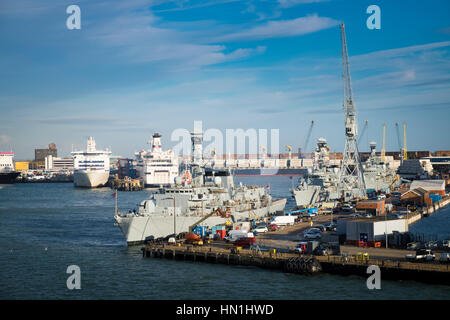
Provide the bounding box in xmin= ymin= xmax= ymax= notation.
xmin=44 ymin=155 xmax=73 ymax=171
xmin=400 ymin=187 xmax=432 ymax=206
xmin=35 ymin=143 xmax=57 ymax=161
xmin=355 ymin=200 xmax=386 ymax=215
xmin=14 ymin=161 xmax=30 ymax=172
xmin=410 ymin=180 xmax=446 ymax=197
xmin=337 ymin=217 xmax=408 ymax=245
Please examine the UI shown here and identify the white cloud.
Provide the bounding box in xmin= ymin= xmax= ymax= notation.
xmin=217 ymin=15 xmax=339 ymax=42
xmin=0 ymin=135 xmax=11 ymax=144
xmin=278 ymin=0 xmax=330 ymax=9
xmin=89 ymin=8 xmax=266 ymax=67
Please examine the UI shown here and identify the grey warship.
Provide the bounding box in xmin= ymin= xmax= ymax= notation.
xmin=115 ymin=129 xmax=287 ymax=245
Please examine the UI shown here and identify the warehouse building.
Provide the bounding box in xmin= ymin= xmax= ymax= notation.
xmin=410 ymin=180 xmax=446 ymax=197
xmin=356 ymin=200 xmax=386 ymax=215
xmin=337 ymin=217 xmax=408 ymax=245
xmin=400 ymin=187 xmax=432 ymax=206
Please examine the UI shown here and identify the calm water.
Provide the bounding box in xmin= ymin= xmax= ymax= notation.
xmin=0 ymin=178 xmax=449 ymax=300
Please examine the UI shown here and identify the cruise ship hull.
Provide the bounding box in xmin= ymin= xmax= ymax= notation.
xmin=115 ymin=198 xmax=286 ymax=245
xmin=0 ymin=172 xmax=20 ymax=184
xmin=73 ymin=171 xmax=109 ymax=188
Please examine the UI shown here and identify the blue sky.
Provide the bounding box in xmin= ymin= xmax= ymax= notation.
xmin=0 ymin=0 xmax=449 ymax=159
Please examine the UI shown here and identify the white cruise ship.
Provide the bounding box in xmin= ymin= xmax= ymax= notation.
xmin=71 ymin=137 xmax=111 ymax=188
xmin=135 ymin=133 xmax=179 ymax=187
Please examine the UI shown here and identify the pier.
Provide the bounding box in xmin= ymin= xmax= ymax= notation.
xmin=142 ymin=243 xmax=450 ymax=285
xmin=109 ymin=177 xmax=143 ymax=191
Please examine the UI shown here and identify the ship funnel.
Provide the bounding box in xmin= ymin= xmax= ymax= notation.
xmin=87 ymin=137 xmax=96 ymax=152
xmin=152 ymin=133 xmax=162 ymax=153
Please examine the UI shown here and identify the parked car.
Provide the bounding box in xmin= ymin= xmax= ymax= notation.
xmin=406 ymin=242 xmax=421 ymax=250
xmin=323 ymin=222 xmax=337 ymax=231
xmin=341 ymin=205 xmax=353 ymax=212
xmin=424 ymin=241 xmax=438 ymax=249
xmin=348 ymin=213 xmax=362 ymax=218
xmin=439 ymin=252 xmax=450 ymax=263
xmin=254 ymin=226 xmax=268 ymax=233
xmin=233 ymin=237 xmax=256 ymax=248
xmin=441 ymin=240 xmax=450 ymax=248
xmin=304 ymin=227 xmax=321 ymax=234
xmin=294 ymin=247 xmax=302 ymax=254
xmin=303 ymin=231 xmax=322 ymax=240
xmin=313 ymin=246 xmax=331 ymax=256
xmin=406 ymin=249 xmax=435 ymax=262
xmin=314 ymin=225 xmax=326 ymax=232
xmin=389 ymin=213 xmax=404 ymax=219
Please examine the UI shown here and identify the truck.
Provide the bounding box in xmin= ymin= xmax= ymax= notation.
xmin=406 ymin=249 xmax=435 ymax=262
xmin=285 ymin=207 xmax=318 ymax=217
xmin=224 ymin=230 xmax=254 ymax=242
xmin=269 ymin=215 xmax=296 ymax=226
xmin=233 ymin=237 xmax=256 ymax=248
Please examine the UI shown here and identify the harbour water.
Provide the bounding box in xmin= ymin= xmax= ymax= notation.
xmin=0 ymin=178 xmax=449 ymax=300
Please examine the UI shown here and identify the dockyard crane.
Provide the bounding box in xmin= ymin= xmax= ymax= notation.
xmin=337 ymin=23 xmax=366 ymax=200
xmin=285 ymin=145 xmax=292 ymax=160
xmin=403 ymin=122 xmax=408 ymax=160
xmin=381 ymin=123 xmax=386 ymax=163
xmin=358 ymin=120 xmax=369 ymax=147
xmin=301 ymin=120 xmax=314 ymax=158
xmin=395 ymin=122 xmax=404 ymax=161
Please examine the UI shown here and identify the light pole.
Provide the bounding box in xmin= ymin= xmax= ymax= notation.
xmin=384 ymin=207 xmax=388 ymax=249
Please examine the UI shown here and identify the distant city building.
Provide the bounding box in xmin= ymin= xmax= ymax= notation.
xmin=35 ymin=143 xmax=57 ymax=161
xmin=435 ymin=150 xmax=450 ymax=157
xmin=14 ymin=161 xmax=30 ymax=172
xmin=44 ymin=155 xmax=73 ymax=171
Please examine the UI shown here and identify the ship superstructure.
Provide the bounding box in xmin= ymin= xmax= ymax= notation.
xmin=291 ymin=138 xmax=339 ymax=207
xmin=71 ymin=137 xmax=111 ymax=188
xmin=363 ymin=142 xmax=400 ymax=191
xmin=135 ymin=133 xmax=179 ymax=187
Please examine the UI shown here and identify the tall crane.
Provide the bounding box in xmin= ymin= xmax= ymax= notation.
xmin=381 ymin=123 xmax=386 ymax=163
xmin=301 ymin=120 xmax=314 ymax=158
xmin=337 ymin=23 xmax=366 ymax=200
xmin=285 ymin=145 xmax=292 ymax=159
xmin=395 ymin=122 xmax=403 ymax=161
xmin=358 ymin=119 xmax=369 ymax=146
xmin=403 ymin=122 xmax=408 ymax=160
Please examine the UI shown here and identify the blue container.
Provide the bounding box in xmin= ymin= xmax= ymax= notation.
xmin=193 ymin=226 xmax=206 ymax=237
xmin=429 ymin=194 xmax=442 ymax=203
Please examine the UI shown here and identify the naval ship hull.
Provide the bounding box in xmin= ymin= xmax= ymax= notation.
xmin=115 ymin=198 xmax=286 ymax=245
xmin=292 ymin=188 xmax=319 ymax=207
xmin=232 ymin=168 xmax=307 ymax=176
xmin=74 ymin=171 xmax=109 ymax=188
